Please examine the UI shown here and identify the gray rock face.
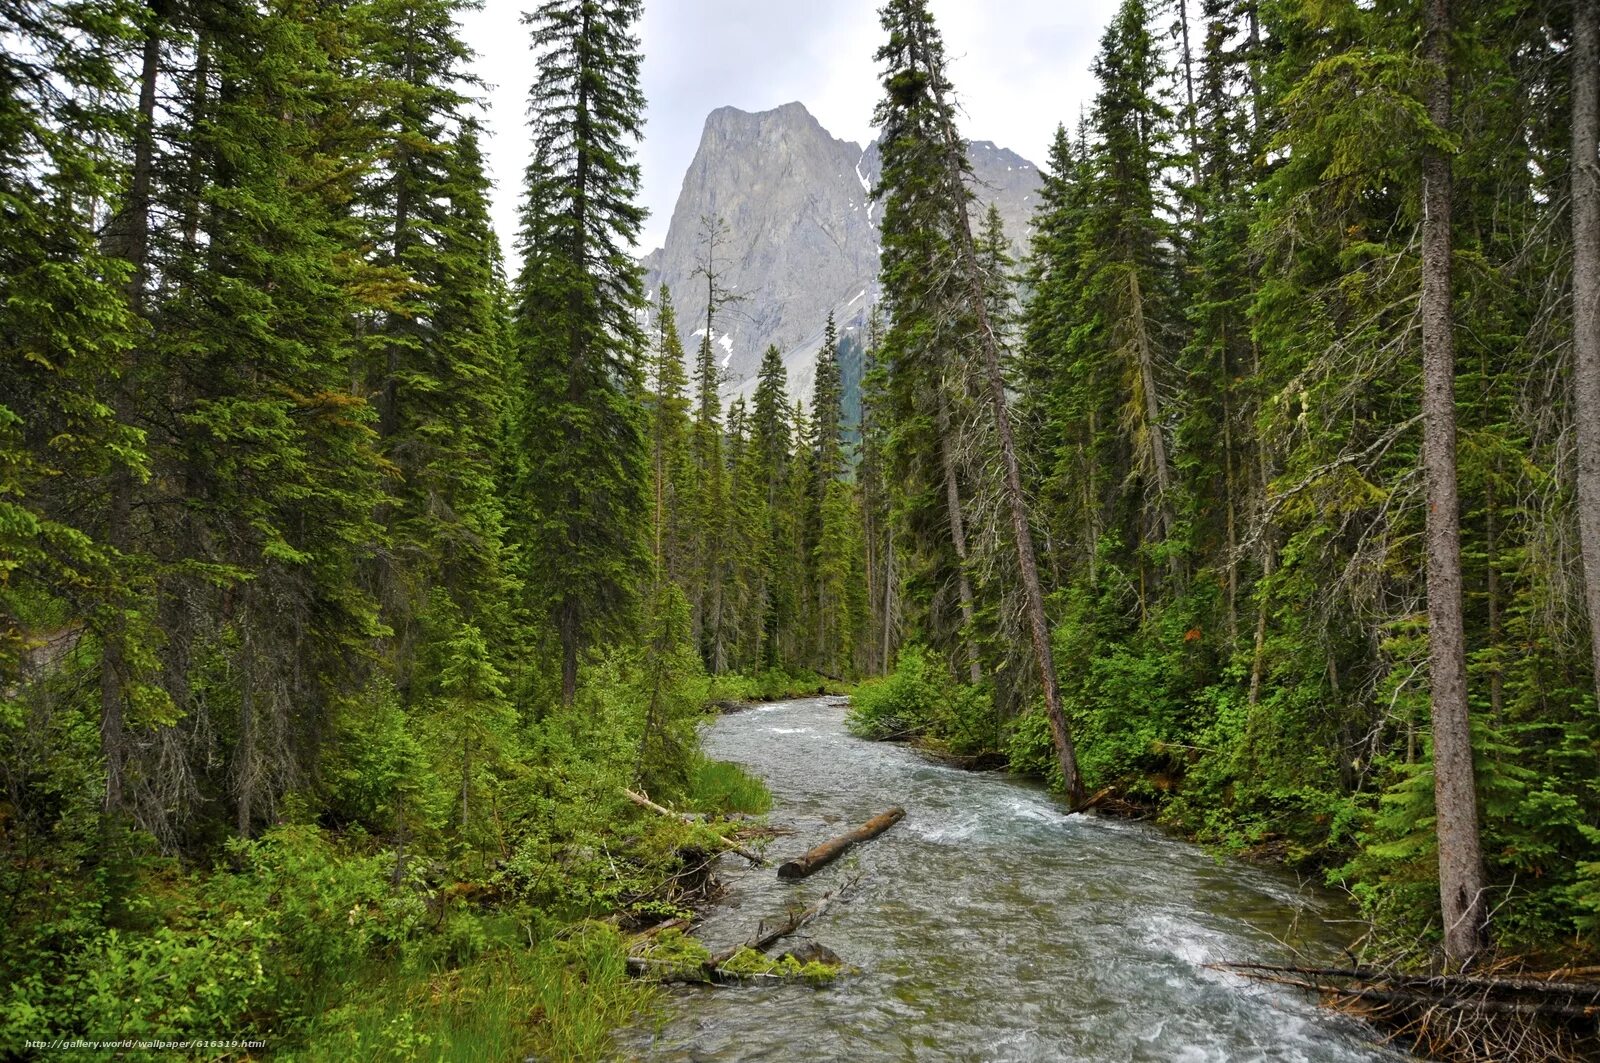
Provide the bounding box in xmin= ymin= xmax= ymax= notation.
xmin=640 ymin=101 xmax=1042 ymax=405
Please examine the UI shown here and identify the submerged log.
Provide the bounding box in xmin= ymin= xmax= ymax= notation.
xmin=777 ymin=807 xmax=905 ymax=880
xmin=622 ymin=788 xmax=767 ymax=866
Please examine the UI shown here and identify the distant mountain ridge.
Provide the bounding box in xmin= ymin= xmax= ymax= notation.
xmin=639 ymin=101 xmax=1043 ymax=407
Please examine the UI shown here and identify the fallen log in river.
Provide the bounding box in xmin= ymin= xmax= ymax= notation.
xmin=777 ymin=806 xmax=905 ymax=880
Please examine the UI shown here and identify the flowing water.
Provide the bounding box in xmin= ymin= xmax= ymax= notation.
xmin=626 ymin=697 xmax=1402 ymax=1062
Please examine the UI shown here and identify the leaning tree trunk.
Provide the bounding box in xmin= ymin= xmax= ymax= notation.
xmin=1572 ymin=0 xmax=1600 ymax=700
xmin=1420 ymin=0 xmax=1487 ymax=968
xmin=912 ymin=25 xmax=1086 ymax=808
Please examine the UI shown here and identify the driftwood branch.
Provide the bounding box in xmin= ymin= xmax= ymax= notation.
xmin=777 ymin=807 xmax=905 ymax=880
xmin=623 ymin=788 xmax=767 ymax=866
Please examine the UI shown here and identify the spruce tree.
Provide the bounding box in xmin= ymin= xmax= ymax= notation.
xmin=510 ymin=0 xmax=649 ymax=705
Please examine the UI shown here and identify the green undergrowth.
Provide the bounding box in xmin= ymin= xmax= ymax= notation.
xmin=295 ymin=921 xmax=638 ymax=1063
xmin=709 ymin=668 xmax=851 ymax=705
xmin=847 ymin=645 xmax=996 ymax=757
xmin=3 ymin=648 xmax=775 ymax=1061
xmin=688 ymin=755 xmax=772 ymax=815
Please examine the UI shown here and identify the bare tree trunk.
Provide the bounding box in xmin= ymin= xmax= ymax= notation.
xmin=1421 ymin=0 xmax=1486 ymax=968
xmin=915 ymin=28 xmax=1086 ymax=807
xmin=1572 ymin=0 xmax=1600 ymax=699
xmin=236 ymin=634 xmax=255 ymax=837
xmin=937 ymin=398 xmax=983 ymax=685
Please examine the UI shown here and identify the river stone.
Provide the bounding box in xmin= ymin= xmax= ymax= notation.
xmin=776 ymin=938 xmax=841 ymax=967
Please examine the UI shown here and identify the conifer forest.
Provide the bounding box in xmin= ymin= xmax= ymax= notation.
xmin=3 ymin=0 xmax=1600 ymax=1059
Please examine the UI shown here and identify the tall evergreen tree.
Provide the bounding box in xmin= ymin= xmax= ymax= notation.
xmin=875 ymin=0 xmax=1086 ymax=804
xmin=510 ymin=0 xmax=649 ymax=705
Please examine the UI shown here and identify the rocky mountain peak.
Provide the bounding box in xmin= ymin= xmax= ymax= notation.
xmin=640 ymin=102 xmax=1041 ymax=407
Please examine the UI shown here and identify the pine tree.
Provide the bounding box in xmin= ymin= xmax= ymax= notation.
xmin=750 ymin=346 xmax=796 ymax=665
xmin=352 ymin=0 xmax=510 ymax=689
xmin=812 ymin=313 xmax=846 ymax=486
xmin=1079 ymin=0 xmax=1183 ymax=583
xmin=510 ymin=0 xmax=649 ymax=705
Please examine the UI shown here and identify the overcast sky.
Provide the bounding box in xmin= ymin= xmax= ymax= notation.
xmin=458 ymin=1 xmax=1122 ymax=257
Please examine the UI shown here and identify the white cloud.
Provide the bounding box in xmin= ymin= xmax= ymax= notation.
xmin=459 ymin=0 xmax=1122 ymax=262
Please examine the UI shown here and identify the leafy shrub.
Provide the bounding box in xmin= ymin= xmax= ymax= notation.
xmin=847 ymin=645 xmax=946 ymax=740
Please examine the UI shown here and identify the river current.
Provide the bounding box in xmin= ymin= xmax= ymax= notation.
xmin=626 ymin=697 xmax=1402 ymax=1062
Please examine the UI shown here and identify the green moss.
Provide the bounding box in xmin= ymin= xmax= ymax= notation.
xmin=716 ymin=947 xmax=842 ymax=984
xmin=633 ymin=927 xmax=713 ymax=980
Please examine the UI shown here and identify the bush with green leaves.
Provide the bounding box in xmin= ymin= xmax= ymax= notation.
xmin=846 ymin=645 xmax=946 ymax=740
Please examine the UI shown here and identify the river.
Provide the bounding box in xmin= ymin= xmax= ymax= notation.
xmin=626 ymin=697 xmax=1403 ymax=1062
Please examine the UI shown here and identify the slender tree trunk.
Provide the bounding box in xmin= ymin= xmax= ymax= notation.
xmin=1572 ymin=0 xmax=1600 ymax=699
xmin=182 ymin=35 xmax=209 ymax=253
xmin=1421 ymin=0 xmax=1487 ymax=968
xmin=1177 ymin=0 xmax=1200 ymax=203
xmin=937 ymin=398 xmax=983 ymax=685
xmin=1248 ymin=339 xmax=1275 ymax=711
xmin=236 ymin=635 xmax=255 ymax=837
xmin=461 ymin=732 xmax=472 ymax=834
xmin=916 ymin=29 xmax=1085 ymax=807
xmin=1223 ymin=367 xmax=1240 ymax=648
xmin=1486 ymin=460 xmax=1504 ymax=716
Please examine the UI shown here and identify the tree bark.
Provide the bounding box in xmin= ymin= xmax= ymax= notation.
xmin=560 ymin=595 xmax=579 ymax=706
xmin=1129 ymin=269 xmax=1181 ymax=578
xmin=1572 ymin=0 xmax=1600 ymax=699
xmin=1420 ymin=0 xmax=1487 ymax=968
xmin=881 ymin=535 xmax=896 ymax=675
xmin=623 ymin=788 xmax=766 ymax=865
xmin=707 ymin=878 xmax=856 ymax=967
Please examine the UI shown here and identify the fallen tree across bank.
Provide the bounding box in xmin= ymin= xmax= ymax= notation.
xmin=777 ymin=807 xmax=905 ymax=880
xmin=1214 ymin=960 xmax=1600 ymax=1061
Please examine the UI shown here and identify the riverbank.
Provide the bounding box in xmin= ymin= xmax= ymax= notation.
xmin=628 ymin=697 xmax=1395 ymax=1061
